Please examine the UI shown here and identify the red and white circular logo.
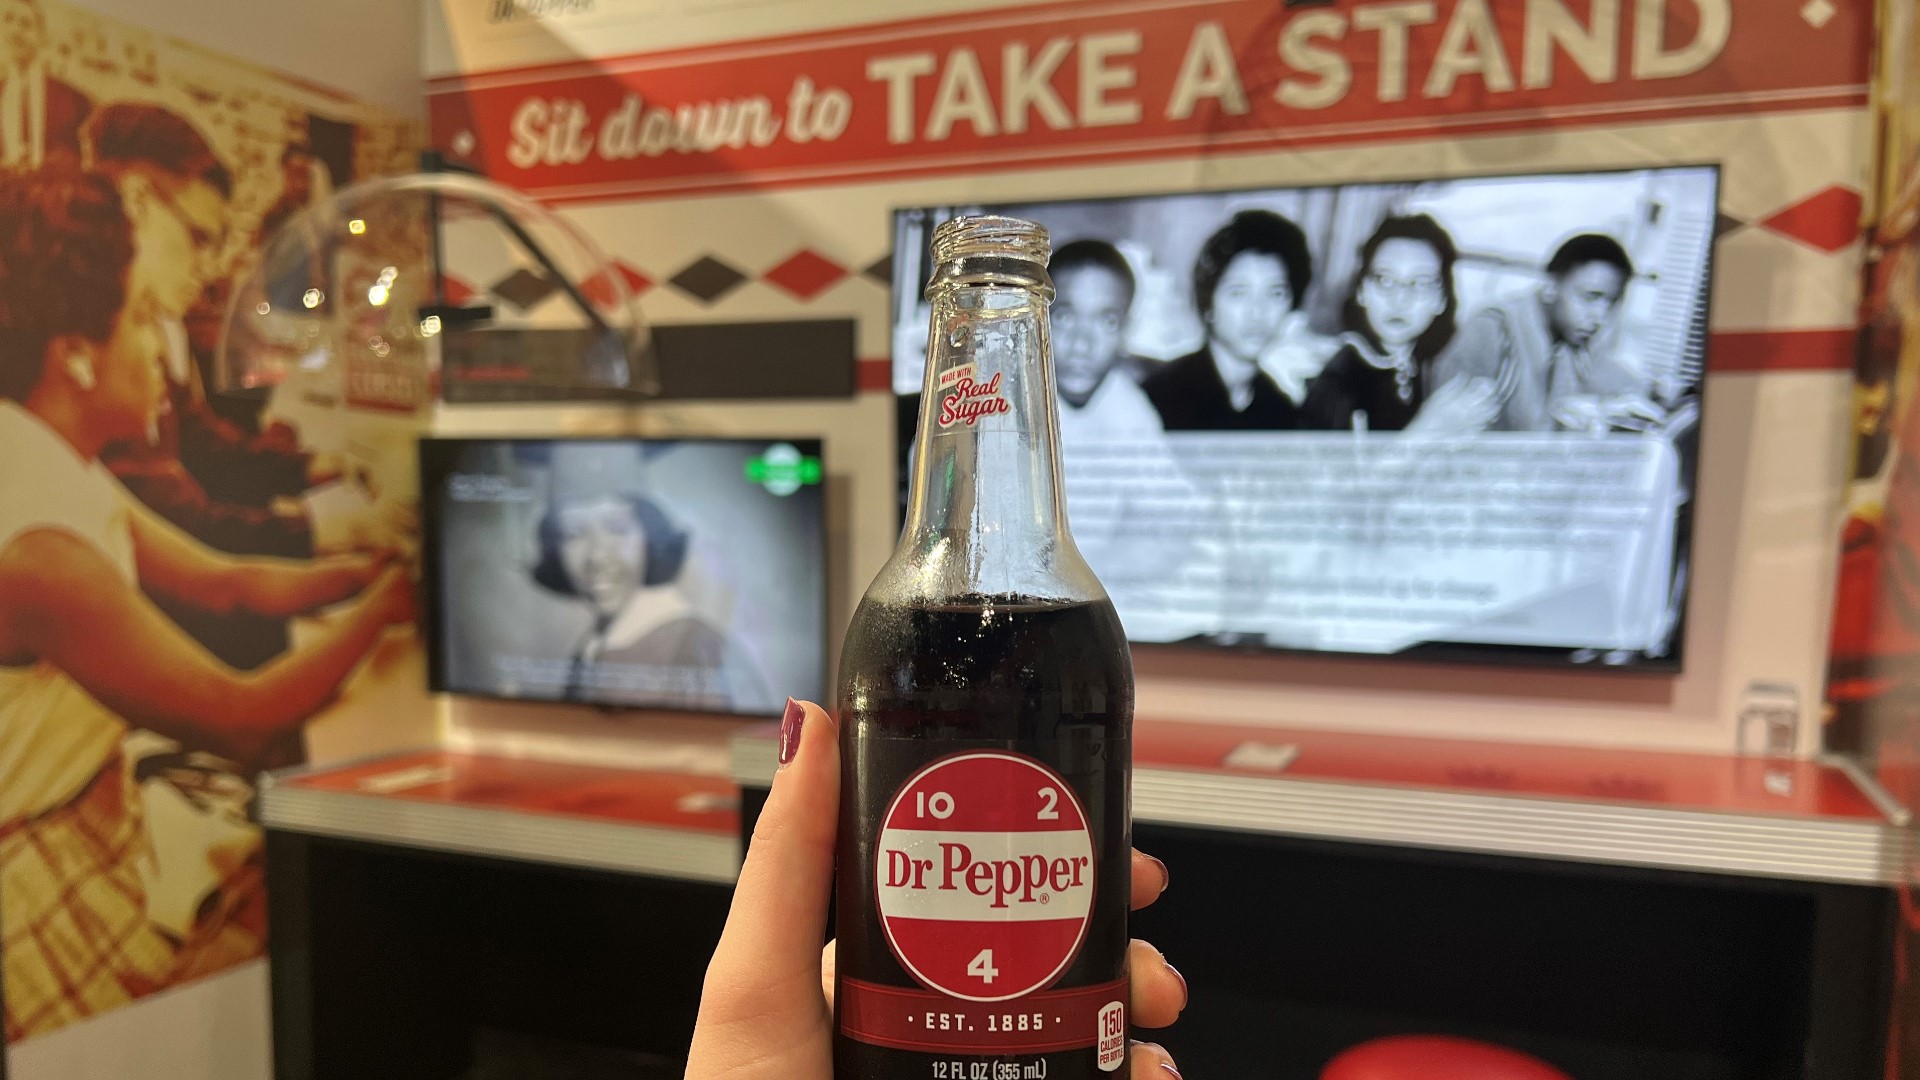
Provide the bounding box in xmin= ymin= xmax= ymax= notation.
xmin=875 ymin=751 xmax=1095 ymax=1003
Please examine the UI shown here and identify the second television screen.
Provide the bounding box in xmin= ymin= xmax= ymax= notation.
xmin=892 ymin=167 xmax=1718 ymax=670
xmin=423 ymin=437 xmax=827 ymax=715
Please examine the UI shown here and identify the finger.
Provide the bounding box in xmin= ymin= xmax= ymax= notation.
xmin=707 ymin=700 xmax=839 ymax=992
xmin=822 ymin=940 xmax=836 ymax=1006
xmin=1128 ymin=1039 xmax=1181 ymax=1080
xmin=1128 ymin=939 xmax=1188 ymax=1028
xmin=1131 ymin=849 xmax=1169 ymax=910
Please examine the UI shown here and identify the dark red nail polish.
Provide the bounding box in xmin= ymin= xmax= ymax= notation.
xmin=779 ymin=698 xmax=805 ymax=766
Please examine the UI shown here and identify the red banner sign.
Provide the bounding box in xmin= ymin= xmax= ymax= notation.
xmin=429 ymin=0 xmax=1867 ymax=203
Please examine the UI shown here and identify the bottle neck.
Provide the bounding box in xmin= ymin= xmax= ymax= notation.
xmin=884 ymin=281 xmax=1098 ymax=605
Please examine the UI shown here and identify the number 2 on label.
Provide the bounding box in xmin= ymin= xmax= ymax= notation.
xmin=1037 ymin=786 xmax=1059 ymax=820
xmin=967 ymin=949 xmax=999 ymax=984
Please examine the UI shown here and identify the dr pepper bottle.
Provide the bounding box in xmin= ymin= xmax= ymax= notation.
xmin=835 ymin=215 xmax=1135 ymax=1079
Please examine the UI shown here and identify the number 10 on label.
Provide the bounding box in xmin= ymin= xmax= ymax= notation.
xmin=914 ymin=788 xmax=1060 ymax=820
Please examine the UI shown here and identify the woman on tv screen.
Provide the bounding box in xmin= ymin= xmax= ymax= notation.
xmin=532 ymin=451 xmax=763 ymax=710
xmin=1142 ymin=209 xmax=1311 ymax=431
xmin=1301 ymin=213 xmax=1468 ymax=433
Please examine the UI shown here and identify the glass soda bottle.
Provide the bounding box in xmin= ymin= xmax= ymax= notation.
xmin=835 ymin=215 xmax=1135 ymax=1079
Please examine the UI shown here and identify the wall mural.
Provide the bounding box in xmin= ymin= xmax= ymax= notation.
xmin=0 ymin=0 xmax=422 ymax=1049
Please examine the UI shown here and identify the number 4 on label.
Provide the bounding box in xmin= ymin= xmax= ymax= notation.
xmin=967 ymin=949 xmax=999 ymax=984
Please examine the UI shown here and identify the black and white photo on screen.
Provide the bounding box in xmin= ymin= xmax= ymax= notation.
xmin=423 ymin=438 xmax=828 ymax=715
xmin=892 ymin=168 xmax=1717 ymax=670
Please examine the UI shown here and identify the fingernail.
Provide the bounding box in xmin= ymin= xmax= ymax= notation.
xmin=1160 ymin=1065 xmax=1182 ymax=1080
xmin=1148 ymin=853 xmax=1169 ymax=893
xmin=778 ymin=698 xmax=805 ymax=766
xmin=1166 ymin=960 xmax=1188 ymax=1007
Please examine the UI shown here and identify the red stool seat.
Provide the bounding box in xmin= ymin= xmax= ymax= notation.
xmin=1322 ymin=1035 xmax=1574 ymax=1080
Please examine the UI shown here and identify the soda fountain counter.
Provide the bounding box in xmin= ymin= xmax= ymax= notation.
xmin=736 ymin=719 xmax=1897 ymax=885
xmin=257 ymin=717 xmax=1900 ymax=1080
xmin=258 ymin=750 xmax=740 ymax=1080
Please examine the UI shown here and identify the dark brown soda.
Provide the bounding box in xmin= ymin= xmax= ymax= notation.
xmin=835 ymin=593 xmax=1133 ymax=1080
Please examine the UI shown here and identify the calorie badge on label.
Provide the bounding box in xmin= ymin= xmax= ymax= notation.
xmin=1097 ymin=1001 xmax=1126 ymax=1072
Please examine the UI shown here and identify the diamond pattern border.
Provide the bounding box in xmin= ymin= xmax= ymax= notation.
xmin=490 ymin=268 xmax=559 ymax=311
xmin=669 ymin=256 xmax=749 ymax=304
xmin=763 ymin=250 xmax=848 ymax=300
xmin=1756 ymin=185 xmax=1864 ymax=255
xmin=582 ymin=261 xmax=654 ymax=308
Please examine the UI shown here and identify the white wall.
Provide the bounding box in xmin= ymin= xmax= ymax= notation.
xmin=76 ymin=0 xmax=424 ymax=119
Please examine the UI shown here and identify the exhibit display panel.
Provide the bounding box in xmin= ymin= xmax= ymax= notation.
xmin=6 ymin=0 xmax=1914 ymax=1077
xmin=426 ymin=0 xmax=1871 ymax=755
xmin=227 ymin=0 xmax=1911 ymax=1077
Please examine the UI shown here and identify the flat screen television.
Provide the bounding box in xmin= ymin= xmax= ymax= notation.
xmin=891 ymin=166 xmax=1718 ymax=671
xmin=421 ymin=436 xmax=827 ymax=714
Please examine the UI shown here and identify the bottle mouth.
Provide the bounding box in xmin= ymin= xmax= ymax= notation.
xmin=927 ymin=215 xmax=1054 ymax=299
xmin=932 ymin=215 xmax=1051 ymax=265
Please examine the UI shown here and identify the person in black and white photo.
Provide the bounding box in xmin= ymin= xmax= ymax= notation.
xmin=1432 ymin=232 xmax=1658 ymax=434
xmin=1143 ymin=209 xmax=1310 ymax=431
xmin=1051 ymin=238 xmax=1162 ymax=439
xmin=1046 ymin=237 xmax=1203 ymax=629
xmin=1301 ymin=213 xmax=1492 ymax=434
xmin=530 ymin=444 xmax=760 ymax=711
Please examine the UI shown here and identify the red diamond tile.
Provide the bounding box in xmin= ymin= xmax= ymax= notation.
xmin=581 ymin=271 xmax=614 ymax=308
xmin=617 ymin=262 xmax=653 ymax=296
xmin=1757 ymin=185 xmax=1864 ymax=254
xmin=763 ymin=249 xmax=848 ymax=301
xmin=582 ymin=261 xmax=653 ymax=308
xmin=439 ymin=275 xmax=478 ymax=306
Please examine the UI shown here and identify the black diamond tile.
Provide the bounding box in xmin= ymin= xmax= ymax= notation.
xmin=669 ymin=255 xmax=748 ymax=304
xmin=863 ymin=253 xmax=892 ymax=285
xmin=491 ymin=268 xmax=558 ymax=310
xmin=1714 ymin=211 xmax=1748 ymax=240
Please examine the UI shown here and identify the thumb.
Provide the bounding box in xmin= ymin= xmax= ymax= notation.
xmin=709 ymin=698 xmax=840 ymax=988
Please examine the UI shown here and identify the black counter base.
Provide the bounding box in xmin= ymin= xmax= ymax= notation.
xmin=1129 ymin=822 xmax=1892 ymax=1080
xmin=267 ymin=831 xmax=730 ymax=1080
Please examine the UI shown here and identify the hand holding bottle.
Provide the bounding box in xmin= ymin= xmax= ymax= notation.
xmin=685 ymin=700 xmax=1187 ymax=1080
